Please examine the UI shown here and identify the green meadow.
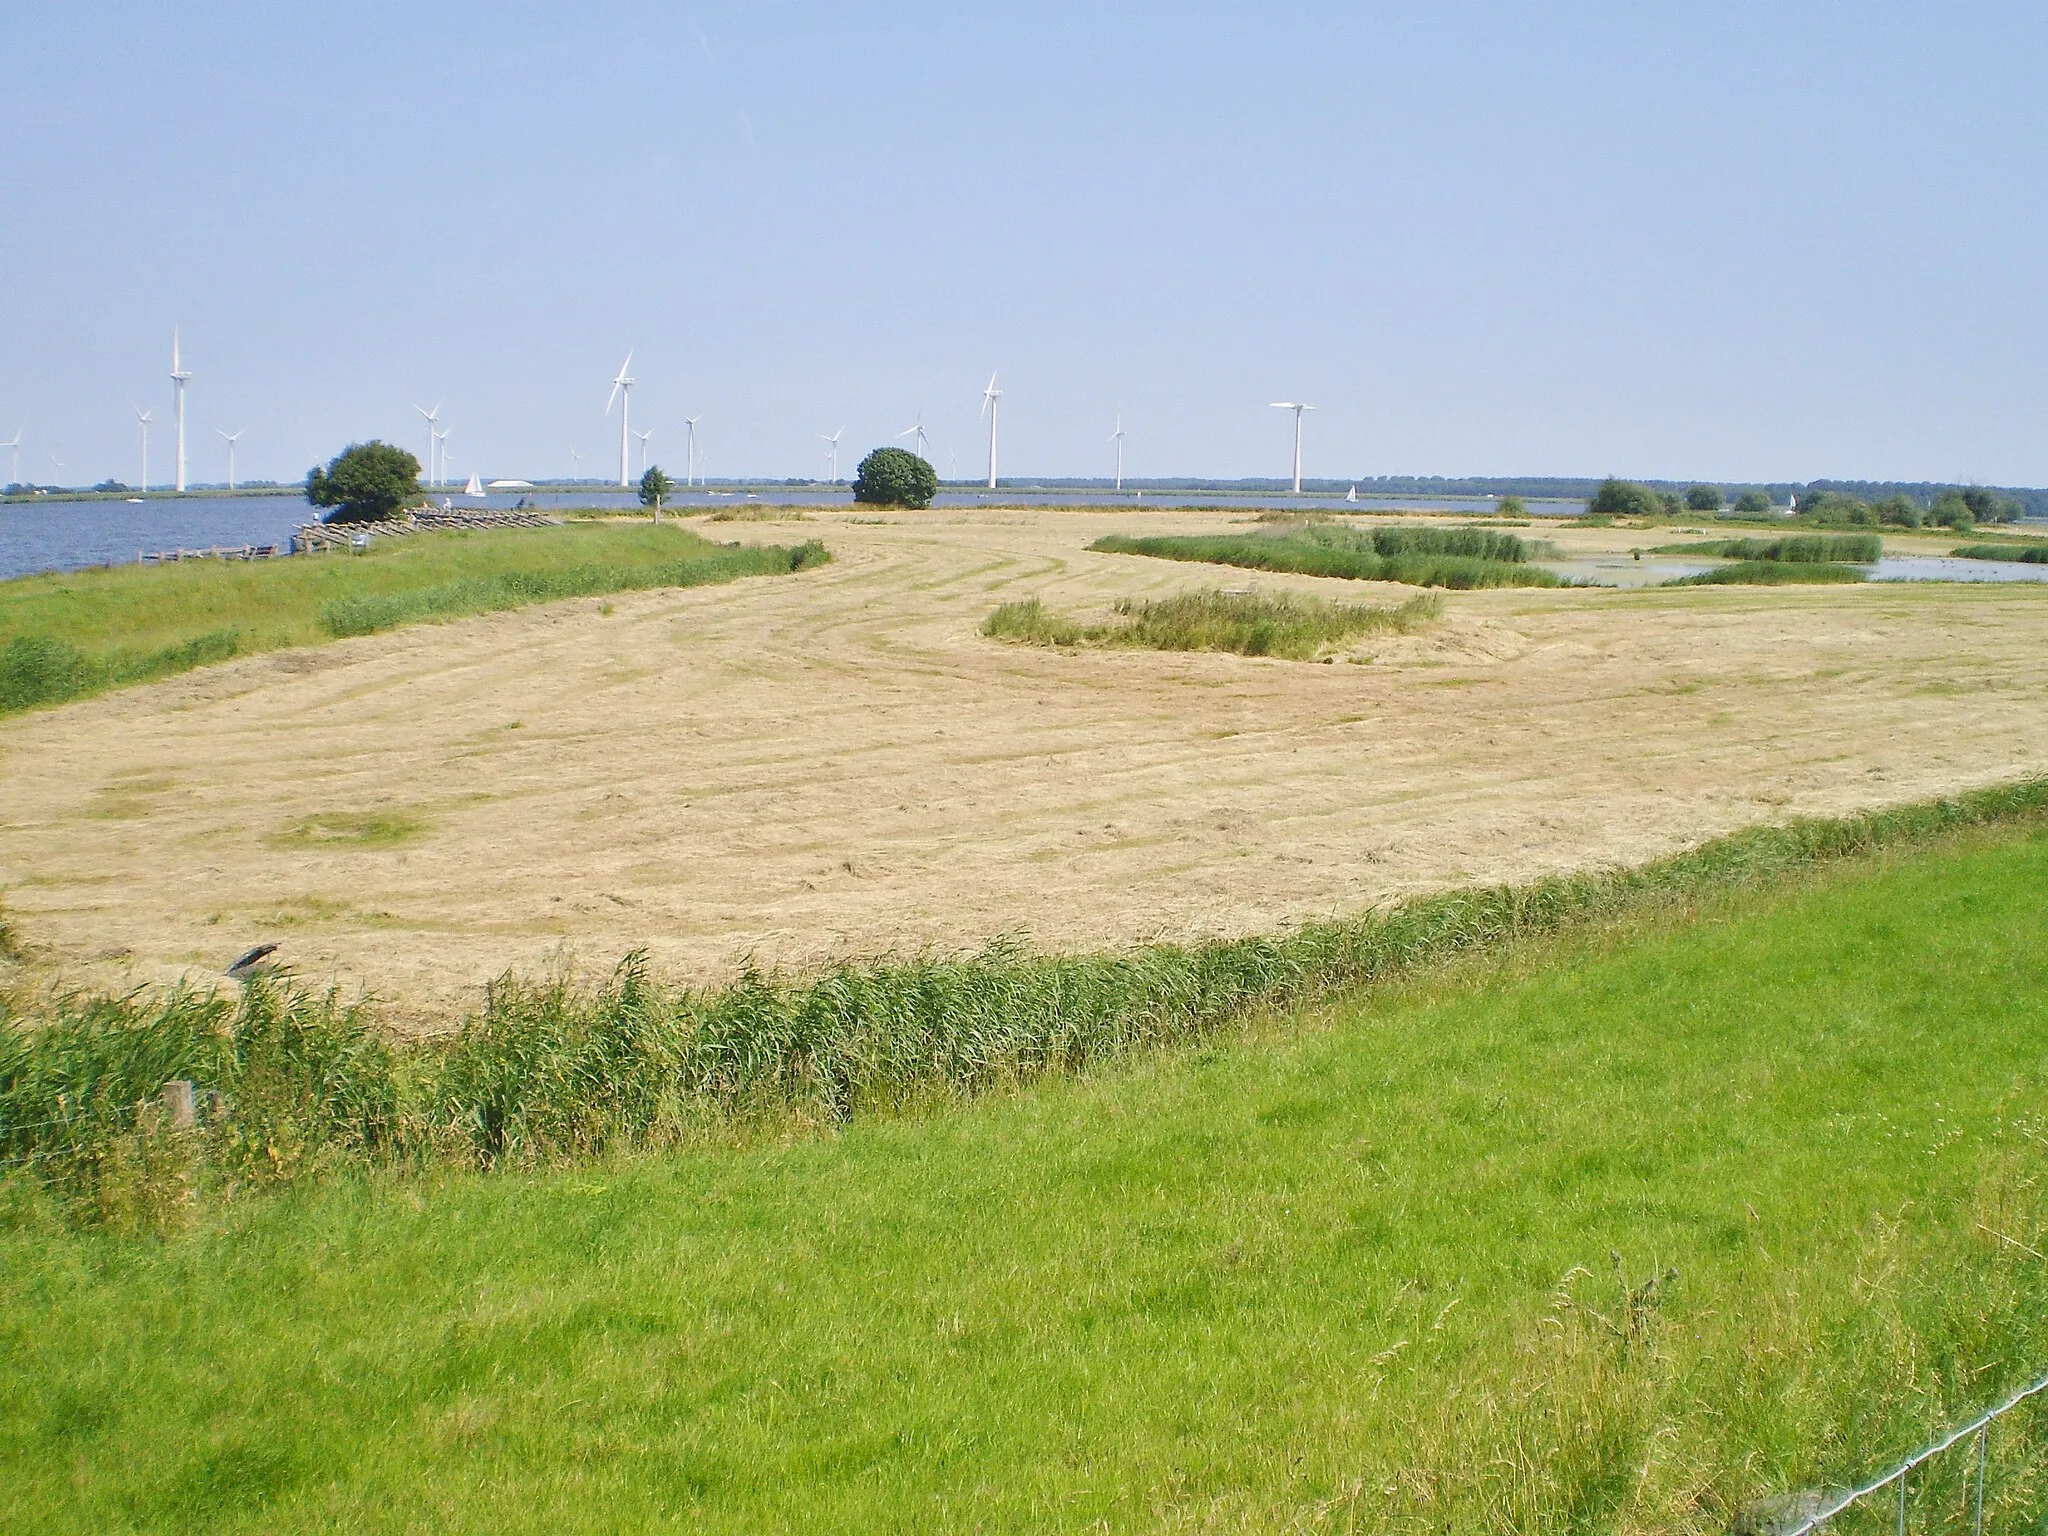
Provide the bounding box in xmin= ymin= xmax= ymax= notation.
xmin=0 ymin=522 xmax=827 ymax=716
xmin=3 ymin=793 xmax=2046 ymax=1532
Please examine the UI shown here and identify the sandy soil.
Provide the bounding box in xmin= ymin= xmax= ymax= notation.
xmin=3 ymin=508 xmax=2045 ymax=1026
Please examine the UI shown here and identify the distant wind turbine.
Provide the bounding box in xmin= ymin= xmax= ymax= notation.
xmin=134 ymin=407 xmax=153 ymax=493
xmin=2 ymin=429 xmax=20 ymax=488
xmin=819 ymin=426 xmax=845 ymax=482
xmin=1109 ymin=415 xmax=1126 ymax=492
xmin=1270 ymin=401 xmax=1316 ymax=494
xmin=605 ymin=352 xmax=635 ymax=488
xmin=433 ymin=427 xmax=450 ymax=489
xmin=897 ymin=409 xmax=932 ymax=461
xmin=215 ymin=427 xmax=244 ymax=491
xmin=633 ymin=427 xmax=654 ymax=479
xmin=569 ymin=443 xmax=582 ymax=479
xmin=413 ymin=402 xmax=441 ymax=488
xmin=683 ymin=416 xmax=701 ymax=486
xmin=170 ymin=330 xmax=192 ymax=492
xmin=980 ymin=373 xmax=1002 ymax=490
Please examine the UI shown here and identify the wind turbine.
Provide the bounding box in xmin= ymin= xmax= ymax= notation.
xmin=170 ymin=330 xmax=192 ymax=492
xmin=1270 ymin=401 xmax=1316 ymax=494
xmin=1109 ymin=415 xmax=1126 ymax=492
xmin=215 ymin=427 xmax=243 ymax=491
xmin=819 ymin=426 xmax=844 ymax=483
xmin=134 ymin=408 xmax=152 ymax=493
xmin=683 ymin=416 xmax=701 ymax=486
xmin=2 ymin=429 xmax=20 ymax=489
xmin=413 ymin=402 xmax=441 ymax=488
xmin=897 ymin=408 xmax=932 ymax=461
xmin=433 ymin=427 xmax=450 ymax=490
xmin=980 ymin=373 xmax=1002 ymax=490
xmin=605 ymin=351 xmax=635 ymax=488
xmin=569 ymin=443 xmax=582 ymax=480
xmin=633 ymin=427 xmax=654 ymax=479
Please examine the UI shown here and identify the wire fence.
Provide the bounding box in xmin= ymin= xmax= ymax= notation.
xmin=1771 ymin=1373 xmax=2048 ymax=1535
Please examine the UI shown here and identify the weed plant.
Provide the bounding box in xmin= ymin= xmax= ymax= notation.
xmin=0 ymin=526 xmax=829 ymax=716
xmin=1091 ymin=526 xmax=1568 ymax=588
xmin=983 ymin=589 xmax=1439 ymax=660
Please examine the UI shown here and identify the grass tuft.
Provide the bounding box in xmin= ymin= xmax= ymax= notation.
xmin=266 ymin=812 xmax=427 ymax=849
xmin=985 ymin=590 xmax=1440 ymax=660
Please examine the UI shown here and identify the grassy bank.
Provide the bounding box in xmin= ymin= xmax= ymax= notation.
xmin=1091 ymin=524 xmax=1570 ymax=588
xmin=983 ymin=589 xmax=1439 ymax=660
xmin=0 ymin=524 xmax=829 ymax=717
xmin=1654 ymin=533 xmax=1882 ymax=563
xmin=1667 ymin=559 xmax=1869 ymax=586
xmin=3 ymin=806 xmax=2046 ymax=1531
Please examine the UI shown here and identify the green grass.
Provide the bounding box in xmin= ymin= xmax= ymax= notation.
xmin=1666 ymin=560 xmax=1870 ymax=586
xmin=4 ymin=809 xmax=2048 ymax=1531
xmin=1953 ymin=542 xmax=2048 ymax=564
xmin=0 ymin=524 xmax=829 ymax=716
xmin=982 ymin=589 xmax=1440 ymax=660
xmin=1651 ymin=533 xmax=1882 ymax=563
xmin=1091 ymin=524 xmax=1570 ymax=589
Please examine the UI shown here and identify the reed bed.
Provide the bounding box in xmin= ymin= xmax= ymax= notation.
xmin=1091 ymin=525 xmax=1569 ymax=589
xmin=1953 ymin=542 xmax=2048 ymax=564
xmin=983 ymin=589 xmax=1439 ymax=660
xmin=1667 ymin=560 xmax=1869 ymax=586
xmin=6 ymin=776 xmax=2044 ymax=1226
xmin=1656 ymin=533 xmax=1882 ymax=563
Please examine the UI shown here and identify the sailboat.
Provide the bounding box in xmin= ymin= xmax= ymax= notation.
xmin=1346 ymin=485 xmax=1357 ymax=501
xmin=464 ymin=472 xmax=485 ymax=498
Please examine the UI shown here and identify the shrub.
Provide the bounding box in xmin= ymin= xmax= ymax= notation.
xmin=1587 ymin=478 xmax=1663 ymax=521
xmin=1872 ymin=495 xmax=1923 ymax=528
xmin=1733 ymin=490 xmax=1774 ymax=516
xmin=851 ymin=447 xmax=938 ymax=509
xmin=1685 ymin=485 xmax=1722 ymax=512
xmin=1929 ymin=491 xmax=1975 ymax=533
xmin=306 ymin=442 xmax=422 ymax=524
xmin=1497 ymin=495 xmax=1527 ymax=517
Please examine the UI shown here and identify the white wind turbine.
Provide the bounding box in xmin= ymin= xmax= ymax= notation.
xmin=980 ymin=373 xmax=1002 ymax=490
xmin=683 ymin=417 xmax=701 ymax=486
xmin=605 ymin=352 xmax=635 ymax=488
xmin=569 ymin=443 xmax=583 ymax=479
xmin=413 ymin=402 xmax=441 ymax=488
xmin=1109 ymin=415 xmax=1127 ymax=492
xmin=819 ymin=426 xmax=845 ymax=483
xmin=633 ymin=427 xmax=654 ymax=479
xmin=2 ymin=428 xmax=21 ymax=488
xmin=134 ymin=408 xmax=152 ymax=493
xmin=897 ymin=408 xmax=932 ymax=461
xmin=1270 ymin=401 xmax=1316 ymax=494
xmin=215 ymin=426 xmax=243 ymax=491
xmin=170 ymin=330 xmax=192 ymax=491
xmin=433 ymin=427 xmax=450 ymax=489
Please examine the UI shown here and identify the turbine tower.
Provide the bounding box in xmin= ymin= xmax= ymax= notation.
xmin=606 ymin=352 xmax=635 ymax=488
xmin=819 ymin=426 xmax=844 ymax=482
xmin=134 ymin=408 xmax=152 ymax=493
xmin=433 ymin=427 xmax=449 ymax=489
xmin=633 ymin=427 xmax=654 ymax=478
xmin=216 ymin=427 xmax=244 ymax=491
xmin=569 ymin=443 xmax=582 ymax=479
xmin=170 ymin=330 xmax=192 ymax=492
xmin=413 ymin=403 xmax=441 ymax=488
xmin=1109 ymin=415 xmax=1126 ymax=492
xmin=2 ymin=428 xmax=21 ymax=489
xmin=980 ymin=373 xmax=1002 ymax=490
xmin=683 ymin=417 xmax=700 ymax=486
xmin=1270 ymin=401 xmax=1316 ymax=494
xmin=897 ymin=409 xmax=932 ymax=461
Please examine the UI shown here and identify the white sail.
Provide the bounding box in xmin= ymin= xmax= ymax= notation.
xmin=1346 ymin=484 xmax=1357 ymax=501
xmin=464 ymin=472 xmax=485 ymax=497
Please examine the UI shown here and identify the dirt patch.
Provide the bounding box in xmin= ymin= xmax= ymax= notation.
xmin=3 ymin=509 xmax=2045 ymax=1027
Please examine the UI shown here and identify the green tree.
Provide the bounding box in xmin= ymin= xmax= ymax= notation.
xmin=1586 ymin=477 xmax=1663 ymax=521
xmin=852 ymin=446 xmax=938 ymax=509
xmin=638 ymin=465 xmax=673 ymax=522
xmin=1684 ymin=484 xmax=1722 ymax=512
xmin=307 ymin=441 xmax=421 ymax=523
xmin=1929 ymin=490 xmax=1976 ymax=532
xmin=1871 ymin=495 xmax=1922 ymax=528
xmin=1732 ymin=490 xmax=1773 ymax=516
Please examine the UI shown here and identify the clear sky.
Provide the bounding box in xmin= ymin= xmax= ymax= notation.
xmin=4 ymin=2 xmax=2045 ymax=488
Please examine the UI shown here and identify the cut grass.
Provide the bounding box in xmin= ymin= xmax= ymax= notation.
xmin=1666 ymin=559 xmax=1870 ymax=586
xmin=0 ymin=524 xmax=829 ymax=717
xmin=265 ymin=811 xmax=428 ymax=849
xmin=1651 ymin=533 xmax=1882 ymax=563
xmin=983 ymin=589 xmax=1440 ymax=660
xmin=1091 ymin=524 xmax=1571 ymax=589
xmin=3 ymin=810 xmax=2047 ymax=1531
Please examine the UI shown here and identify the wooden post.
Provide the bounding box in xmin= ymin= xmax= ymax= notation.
xmin=162 ymin=1079 xmax=196 ymax=1130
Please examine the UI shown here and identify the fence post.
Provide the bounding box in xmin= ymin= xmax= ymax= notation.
xmin=162 ymin=1079 xmax=196 ymax=1130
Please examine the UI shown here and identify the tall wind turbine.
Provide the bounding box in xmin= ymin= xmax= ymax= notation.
xmin=170 ymin=330 xmax=192 ymax=492
xmin=433 ymin=427 xmax=449 ymax=489
xmin=606 ymin=352 xmax=635 ymax=488
xmin=980 ymin=373 xmax=1003 ymax=490
xmin=1109 ymin=415 xmax=1126 ymax=492
xmin=2 ymin=429 xmax=21 ymax=489
xmin=896 ymin=409 xmax=932 ymax=461
xmin=413 ymin=402 xmax=441 ymax=488
xmin=819 ymin=426 xmax=844 ymax=482
xmin=215 ymin=427 xmax=244 ymax=491
xmin=134 ymin=408 xmax=153 ymax=493
xmin=683 ymin=416 xmax=700 ymax=486
xmin=1270 ymin=401 xmax=1316 ymax=494
xmin=633 ymin=427 xmax=654 ymax=478
xmin=569 ymin=443 xmax=582 ymax=479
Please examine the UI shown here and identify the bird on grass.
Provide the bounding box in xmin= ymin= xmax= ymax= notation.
xmin=225 ymin=943 xmax=279 ymax=980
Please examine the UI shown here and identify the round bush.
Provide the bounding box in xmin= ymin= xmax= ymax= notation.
xmin=852 ymin=447 xmax=938 ymax=509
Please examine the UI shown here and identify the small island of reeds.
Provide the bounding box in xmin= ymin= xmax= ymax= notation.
xmin=983 ymin=588 xmax=1440 ymax=660
xmin=1089 ymin=524 xmax=1570 ymax=589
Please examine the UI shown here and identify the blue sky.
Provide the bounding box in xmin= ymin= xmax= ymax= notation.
xmin=4 ymin=2 xmax=2045 ymax=487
